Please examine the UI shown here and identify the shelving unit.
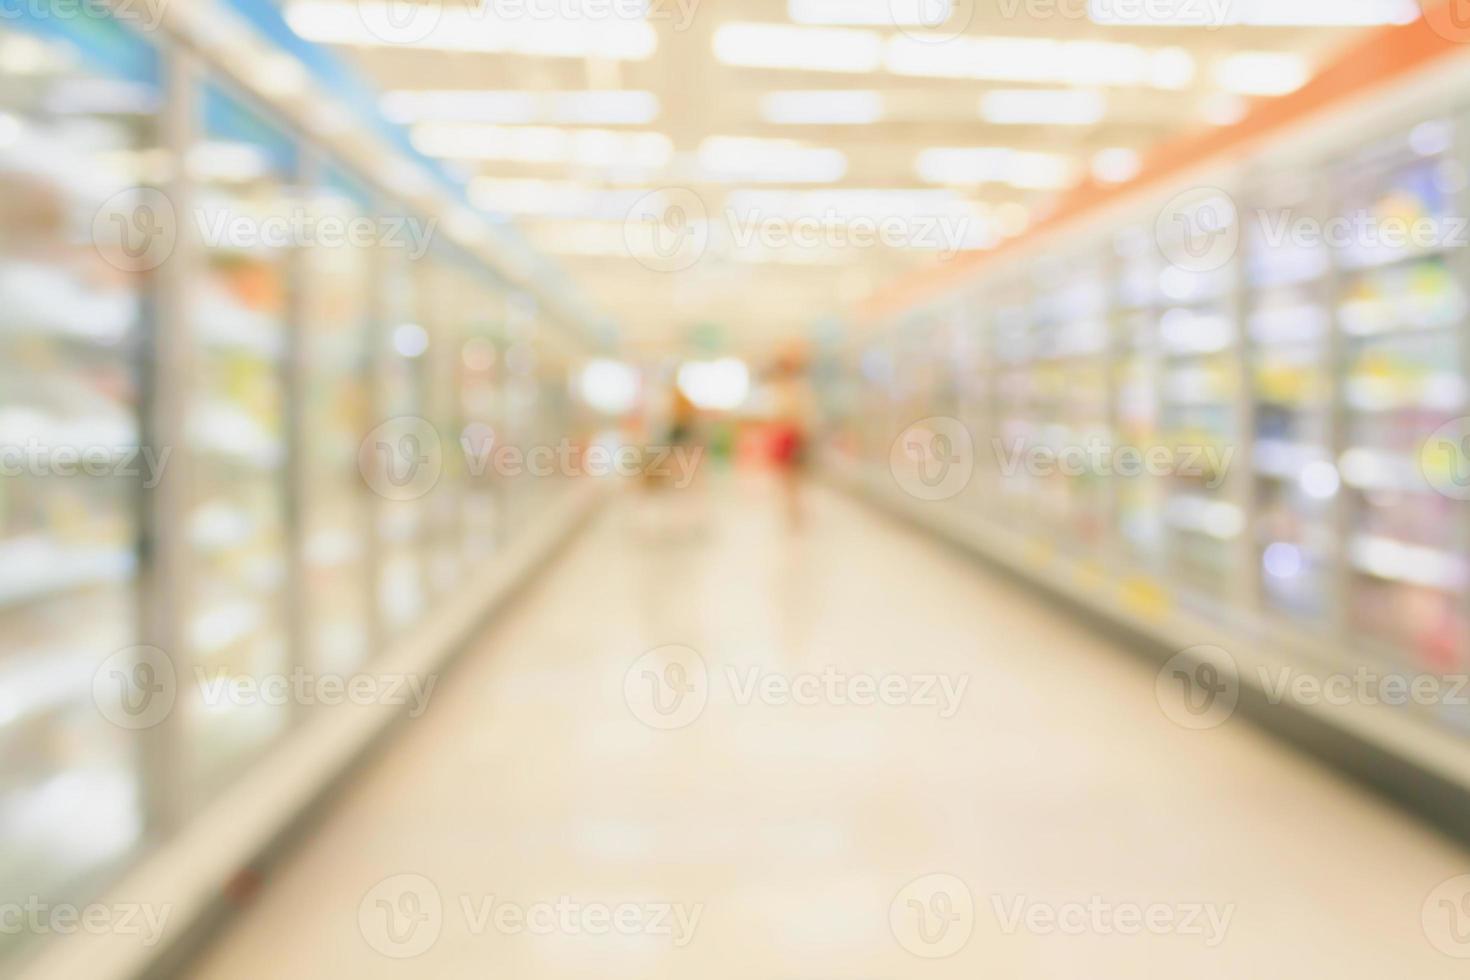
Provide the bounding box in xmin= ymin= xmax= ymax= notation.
xmin=821 ymin=41 xmax=1470 ymax=749
xmin=0 ymin=3 xmax=598 ymax=971
xmin=0 ymin=13 xmax=156 ymax=935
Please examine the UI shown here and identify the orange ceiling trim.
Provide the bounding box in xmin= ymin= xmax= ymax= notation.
xmin=858 ymin=3 xmax=1470 ymax=323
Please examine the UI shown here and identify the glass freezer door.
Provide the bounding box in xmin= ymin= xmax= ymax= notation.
xmin=182 ymin=82 xmax=297 ymax=801
xmin=0 ymin=12 xmax=157 ymax=959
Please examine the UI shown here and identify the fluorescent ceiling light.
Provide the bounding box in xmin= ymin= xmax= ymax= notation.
xmin=677 ymin=358 xmax=750 ymax=411
xmin=789 ymin=0 xmax=953 ymax=25
xmin=1215 ymin=52 xmax=1309 ymax=96
xmin=382 ymin=90 xmax=659 ymax=125
xmin=411 ymin=124 xmax=673 ymax=167
xmin=713 ymin=22 xmax=882 ymax=73
xmin=1088 ymin=0 xmax=1417 ymax=26
xmin=760 ymin=90 xmax=884 ymax=125
xmin=887 ymin=35 xmax=1195 ymax=90
xmin=725 ymin=188 xmax=977 ymax=219
xmin=578 ymin=359 xmax=640 ymax=415
xmin=1090 ymin=147 xmax=1140 ymax=183
xmin=915 ymin=147 xmax=1078 ymax=189
xmin=980 ymin=89 xmax=1105 ymax=125
xmin=287 ymin=2 xmax=657 ymax=60
xmin=468 ymin=178 xmax=652 ymax=218
xmin=698 ymin=136 xmax=847 ymax=183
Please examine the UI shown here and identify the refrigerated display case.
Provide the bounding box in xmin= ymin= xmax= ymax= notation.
xmin=1028 ymin=251 xmax=1112 ymax=550
xmin=0 ymin=4 xmax=602 ymax=973
xmin=825 ymin=48 xmax=1470 ymax=746
xmin=457 ymin=280 xmax=504 ymax=563
xmin=0 ymin=12 xmax=157 ymax=956
xmin=1333 ymin=118 xmax=1470 ymax=673
xmin=1245 ymin=176 xmax=1336 ymax=622
xmin=182 ymin=80 xmax=297 ymax=799
xmin=299 ymin=165 xmax=375 ymax=675
xmin=375 ymin=243 xmax=429 ymax=634
xmin=1112 ymin=224 xmax=1167 ymax=574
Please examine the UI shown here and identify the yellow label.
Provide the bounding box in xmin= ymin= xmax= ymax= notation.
xmin=1120 ymin=575 xmax=1170 ymax=620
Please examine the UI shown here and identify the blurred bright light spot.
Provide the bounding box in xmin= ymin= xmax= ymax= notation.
xmin=916 ymin=147 xmax=1078 ymax=189
xmin=1091 ymin=147 xmax=1140 ymax=184
xmin=1215 ymin=52 xmax=1310 ymax=96
xmin=790 ymin=0 xmax=952 ymax=25
xmin=887 ymin=35 xmax=1195 ymax=90
xmin=981 ymin=89 xmax=1105 ymax=126
xmin=761 ymin=90 xmax=883 ymax=125
xmin=469 ymin=178 xmax=651 ymax=218
xmin=412 ymin=124 xmax=672 ymax=167
xmin=1410 ymin=120 xmax=1454 ymax=157
xmin=1090 ymin=0 xmax=1417 ymax=26
xmin=713 ymin=22 xmax=882 ymax=73
xmin=677 ymin=358 xmax=750 ymax=411
xmin=392 ymin=323 xmax=429 ymax=358
xmin=1299 ymin=460 xmax=1341 ymax=500
xmin=382 ymin=89 xmax=660 ymax=125
xmin=579 ymin=359 xmax=641 ymax=415
xmin=698 ymin=136 xmax=847 ymax=183
xmin=1263 ymin=542 xmax=1305 ymax=579
xmin=287 ymin=2 xmax=658 ymax=59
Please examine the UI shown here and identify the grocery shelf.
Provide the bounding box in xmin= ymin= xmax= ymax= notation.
xmin=0 ymin=3 xmax=597 ymax=972
xmin=815 ymin=26 xmax=1470 ymax=823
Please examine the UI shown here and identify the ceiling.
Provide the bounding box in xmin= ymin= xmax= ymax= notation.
xmin=284 ymin=0 xmax=1418 ymax=352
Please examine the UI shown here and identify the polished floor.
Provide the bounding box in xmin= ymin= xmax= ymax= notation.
xmin=191 ymin=475 xmax=1468 ymax=978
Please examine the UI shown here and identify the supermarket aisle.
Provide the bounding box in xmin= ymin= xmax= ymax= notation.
xmin=189 ymin=476 xmax=1466 ymax=979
